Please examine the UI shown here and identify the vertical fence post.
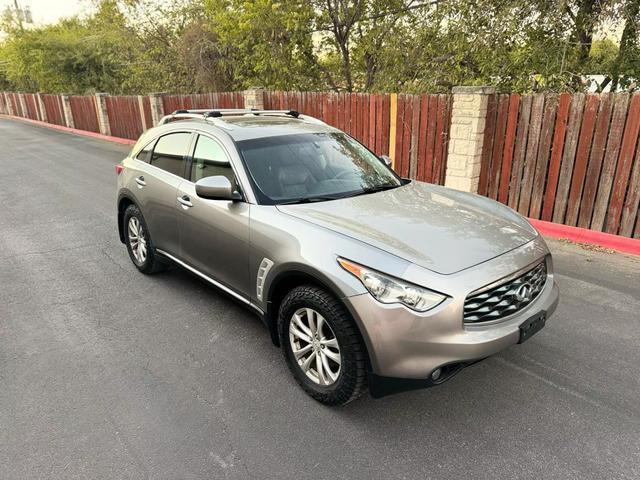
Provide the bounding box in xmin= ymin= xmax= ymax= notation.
xmin=388 ymin=93 xmax=398 ymax=169
xmin=444 ymin=86 xmax=495 ymax=192
xmin=137 ymin=95 xmax=148 ymax=131
xmin=94 ymin=93 xmax=111 ymax=136
xmin=60 ymin=94 xmax=75 ymax=129
xmin=0 ymin=92 xmax=7 ymax=115
xmin=18 ymin=93 xmax=28 ymax=118
xmin=36 ymin=93 xmax=47 ymax=122
xmin=243 ymin=87 xmax=265 ymax=110
xmin=149 ymin=92 xmax=166 ymax=126
xmin=7 ymin=92 xmax=15 ymax=116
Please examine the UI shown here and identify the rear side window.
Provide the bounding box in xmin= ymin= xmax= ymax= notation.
xmin=150 ymin=133 xmax=192 ymax=177
xmin=136 ymin=140 xmax=155 ymax=163
xmin=191 ymin=135 xmax=235 ymax=184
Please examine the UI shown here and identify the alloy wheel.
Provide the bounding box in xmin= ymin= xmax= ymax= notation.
xmin=127 ymin=216 xmax=147 ymax=264
xmin=289 ymin=307 xmax=341 ymax=386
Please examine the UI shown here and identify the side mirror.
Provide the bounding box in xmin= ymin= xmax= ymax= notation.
xmin=379 ymin=155 xmax=393 ymax=168
xmin=195 ymin=176 xmax=242 ymax=201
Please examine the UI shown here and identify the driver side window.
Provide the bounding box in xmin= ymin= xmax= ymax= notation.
xmin=191 ymin=135 xmax=235 ymax=184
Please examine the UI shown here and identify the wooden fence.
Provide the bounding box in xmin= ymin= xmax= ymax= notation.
xmin=264 ymin=91 xmax=451 ymax=184
xmin=69 ymin=96 xmax=100 ymax=133
xmin=479 ymin=92 xmax=640 ymax=238
xmin=2 ymin=89 xmax=637 ymax=239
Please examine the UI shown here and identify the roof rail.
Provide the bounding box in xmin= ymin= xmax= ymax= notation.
xmin=157 ymin=109 xmax=325 ymax=126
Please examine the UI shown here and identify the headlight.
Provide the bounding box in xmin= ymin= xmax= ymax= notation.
xmin=338 ymin=258 xmax=446 ymax=312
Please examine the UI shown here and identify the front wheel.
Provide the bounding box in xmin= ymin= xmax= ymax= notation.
xmin=278 ymin=285 xmax=368 ymax=406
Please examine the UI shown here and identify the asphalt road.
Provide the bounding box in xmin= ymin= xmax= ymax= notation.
xmin=1 ymin=117 xmax=639 ymax=480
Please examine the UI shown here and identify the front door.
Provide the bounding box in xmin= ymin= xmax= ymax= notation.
xmin=177 ymin=134 xmax=250 ymax=298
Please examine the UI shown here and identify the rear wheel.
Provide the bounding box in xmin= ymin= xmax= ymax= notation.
xmin=123 ymin=204 xmax=166 ymax=274
xmin=278 ymin=285 xmax=368 ymax=405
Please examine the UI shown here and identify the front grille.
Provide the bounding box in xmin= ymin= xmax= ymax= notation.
xmin=464 ymin=261 xmax=547 ymax=323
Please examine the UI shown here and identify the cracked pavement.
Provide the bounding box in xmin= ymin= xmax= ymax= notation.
xmin=1 ymin=118 xmax=639 ymax=479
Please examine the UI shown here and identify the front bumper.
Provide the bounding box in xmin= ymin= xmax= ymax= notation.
xmin=343 ymin=237 xmax=559 ymax=396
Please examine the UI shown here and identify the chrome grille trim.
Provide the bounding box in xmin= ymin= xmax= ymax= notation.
xmin=464 ymin=261 xmax=547 ymax=324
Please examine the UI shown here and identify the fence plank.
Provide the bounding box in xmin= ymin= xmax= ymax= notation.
xmin=401 ymin=96 xmax=413 ymax=178
xmin=553 ymin=94 xmax=586 ymax=223
xmin=498 ymin=94 xmax=520 ymax=204
xmin=416 ymin=95 xmax=429 ymax=181
xmin=432 ymin=95 xmax=449 ymax=184
xmin=409 ymin=95 xmax=421 ymax=178
xmin=541 ymin=93 xmax=571 ymax=221
xmin=394 ymin=95 xmax=405 ymax=175
xmin=518 ymin=94 xmax=545 ymax=215
xmin=565 ymin=94 xmax=600 ymax=226
xmin=577 ymin=93 xmax=614 ymax=228
xmin=530 ymin=94 xmax=558 ymax=219
xmin=488 ymin=95 xmax=510 ymax=199
xmin=620 ymin=148 xmax=640 ymax=237
xmin=478 ymin=94 xmax=498 ymax=196
xmin=606 ymin=93 xmax=640 ymax=234
xmin=508 ymin=95 xmax=532 ymax=209
xmin=591 ymin=94 xmax=630 ymax=231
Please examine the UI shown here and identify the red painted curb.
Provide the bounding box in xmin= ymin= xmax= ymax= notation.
xmin=0 ymin=114 xmax=136 ymax=145
xmin=529 ymin=219 xmax=640 ymax=256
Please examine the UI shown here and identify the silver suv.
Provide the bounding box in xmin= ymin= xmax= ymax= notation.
xmin=116 ymin=109 xmax=559 ymax=405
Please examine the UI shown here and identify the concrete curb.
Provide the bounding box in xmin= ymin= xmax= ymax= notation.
xmin=2 ymin=114 xmax=638 ymax=256
xmin=0 ymin=114 xmax=136 ymax=145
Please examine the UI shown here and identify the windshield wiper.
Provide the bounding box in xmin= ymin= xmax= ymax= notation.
xmin=343 ymin=183 xmax=401 ymax=198
xmin=277 ymin=195 xmax=342 ymax=205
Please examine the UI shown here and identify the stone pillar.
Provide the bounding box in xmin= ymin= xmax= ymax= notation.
xmin=148 ymin=92 xmax=166 ymax=126
xmin=36 ymin=93 xmax=47 ymax=122
xmin=18 ymin=93 xmax=28 ymax=118
xmin=60 ymin=94 xmax=75 ymax=128
xmin=137 ymin=95 xmax=148 ymax=131
xmin=444 ymin=86 xmax=495 ymax=193
xmin=94 ymin=93 xmax=111 ymax=136
xmin=243 ymin=87 xmax=265 ymax=110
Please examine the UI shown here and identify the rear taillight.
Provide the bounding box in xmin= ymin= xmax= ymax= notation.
xmin=115 ymin=164 xmax=124 ymax=175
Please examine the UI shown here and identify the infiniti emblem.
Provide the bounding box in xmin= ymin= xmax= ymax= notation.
xmin=515 ymin=284 xmax=532 ymax=303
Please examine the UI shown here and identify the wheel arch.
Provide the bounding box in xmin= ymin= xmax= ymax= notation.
xmin=264 ymin=267 xmax=372 ymax=372
xmin=117 ymin=193 xmax=140 ymax=243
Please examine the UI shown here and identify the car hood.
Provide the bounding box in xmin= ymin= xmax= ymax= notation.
xmin=276 ymin=182 xmax=537 ymax=275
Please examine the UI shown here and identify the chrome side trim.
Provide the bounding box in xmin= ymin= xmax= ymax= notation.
xmin=156 ymin=249 xmax=263 ymax=314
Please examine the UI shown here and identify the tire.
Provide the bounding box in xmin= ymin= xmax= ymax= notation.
xmin=123 ymin=204 xmax=166 ymax=274
xmin=278 ymin=285 xmax=368 ymax=406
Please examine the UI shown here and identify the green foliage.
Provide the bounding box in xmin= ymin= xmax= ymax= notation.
xmin=0 ymin=0 xmax=637 ymax=94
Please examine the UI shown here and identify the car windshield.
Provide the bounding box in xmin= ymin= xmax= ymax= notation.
xmin=236 ymin=132 xmax=401 ymax=205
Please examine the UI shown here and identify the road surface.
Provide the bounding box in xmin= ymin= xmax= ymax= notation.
xmin=1 ymin=118 xmax=639 ymax=479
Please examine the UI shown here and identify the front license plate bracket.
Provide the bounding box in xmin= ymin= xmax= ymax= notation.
xmin=518 ymin=312 xmax=546 ymax=344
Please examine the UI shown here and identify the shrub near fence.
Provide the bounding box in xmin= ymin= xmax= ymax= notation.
xmin=479 ymin=92 xmax=640 ymax=238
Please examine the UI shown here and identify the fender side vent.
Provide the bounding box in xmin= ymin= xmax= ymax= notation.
xmin=256 ymin=258 xmax=274 ymax=301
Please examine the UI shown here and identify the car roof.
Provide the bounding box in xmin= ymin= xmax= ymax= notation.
xmin=149 ymin=114 xmax=338 ymax=142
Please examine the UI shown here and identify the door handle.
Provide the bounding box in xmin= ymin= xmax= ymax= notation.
xmin=178 ymin=195 xmax=193 ymax=208
xmin=135 ymin=176 xmax=146 ymax=187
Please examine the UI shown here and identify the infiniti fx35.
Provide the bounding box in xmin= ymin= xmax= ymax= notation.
xmin=116 ymin=109 xmax=559 ymax=405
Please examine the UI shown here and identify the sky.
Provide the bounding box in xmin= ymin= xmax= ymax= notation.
xmin=2 ymin=0 xmax=93 ymax=26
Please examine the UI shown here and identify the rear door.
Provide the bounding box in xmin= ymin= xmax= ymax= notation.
xmin=177 ymin=133 xmax=251 ymax=298
xmin=133 ymin=131 xmax=194 ymax=255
